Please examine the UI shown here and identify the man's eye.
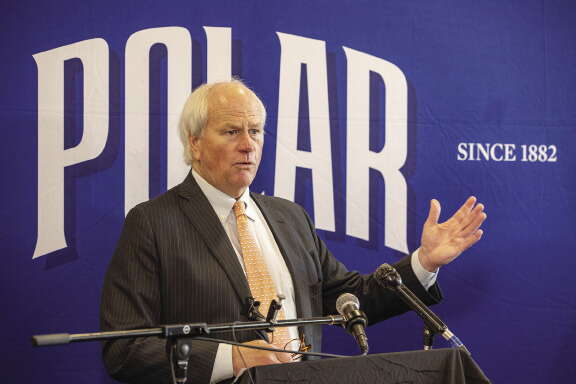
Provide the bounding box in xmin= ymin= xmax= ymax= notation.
xmin=249 ymin=129 xmax=261 ymax=135
xmin=225 ymin=130 xmax=238 ymax=135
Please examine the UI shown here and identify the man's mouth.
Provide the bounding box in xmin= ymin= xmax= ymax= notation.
xmin=234 ymin=161 xmax=255 ymax=168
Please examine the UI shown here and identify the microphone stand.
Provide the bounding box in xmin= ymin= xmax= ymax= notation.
xmin=376 ymin=264 xmax=470 ymax=354
xmin=423 ymin=326 xmax=434 ymax=350
xmin=32 ymin=315 xmax=346 ymax=384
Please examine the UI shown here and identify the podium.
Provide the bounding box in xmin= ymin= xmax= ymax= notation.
xmin=238 ymin=348 xmax=490 ymax=384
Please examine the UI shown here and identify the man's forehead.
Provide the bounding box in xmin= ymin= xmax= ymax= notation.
xmin=208 ymin=83 xmax=263 ymax=118
xmin=210 ymin=83 xmax=253 ymax=104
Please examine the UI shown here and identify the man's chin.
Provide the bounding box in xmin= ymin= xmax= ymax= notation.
xmin=228 ymin=174 xmax=255 ymax=193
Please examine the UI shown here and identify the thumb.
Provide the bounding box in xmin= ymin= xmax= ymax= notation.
xmin=425 ymin=199 xmax=441 ymax=225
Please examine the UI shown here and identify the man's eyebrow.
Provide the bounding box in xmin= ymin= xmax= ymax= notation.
xmin=219 ymin=123 xmax=242 ymax=130
xmin=219 ymin=122 xmax=262 ymax=130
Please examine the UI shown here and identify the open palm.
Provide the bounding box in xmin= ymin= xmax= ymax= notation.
xmin=419 ymin=196 xmax=487 ymax=272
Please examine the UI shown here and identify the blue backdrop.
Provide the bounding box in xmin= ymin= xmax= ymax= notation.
xmin=2 ymin=1 xmax=575 ymax=383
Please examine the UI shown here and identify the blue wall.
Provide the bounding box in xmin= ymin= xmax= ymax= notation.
xmin=2 ymin=1 xmax=575 ymax=382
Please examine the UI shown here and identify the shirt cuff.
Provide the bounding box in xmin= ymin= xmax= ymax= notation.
xmin=411 ymin=248 xmax=438 ymax=290
xmin=210 ymin=343 xmax=234 ymax=383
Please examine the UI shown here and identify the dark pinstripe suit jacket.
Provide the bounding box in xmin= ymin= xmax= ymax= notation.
xmin=100 ymin=172 xmax=442 ymax=384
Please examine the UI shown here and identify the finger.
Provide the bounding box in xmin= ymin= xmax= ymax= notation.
xmin=425 ymin=199 xmax=441 ymax=225
xmin=460 ymin=211 xmax=487 ymax=238
xmin=459 ymin=203 xmax=485 ymax=230
xmin=450 ymin=196 xmax=477 ymax=223
xmin=461 ymin=229 xmax=484 ymax=250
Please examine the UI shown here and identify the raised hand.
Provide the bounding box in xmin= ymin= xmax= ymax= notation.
xmin=419 ymin=196 xmax=486 ymax=272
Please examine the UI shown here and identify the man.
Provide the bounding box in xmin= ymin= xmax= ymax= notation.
xmin=101 ymin=80 xmax=486 ymax=384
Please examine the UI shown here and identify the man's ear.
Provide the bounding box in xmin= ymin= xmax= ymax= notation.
xmin=189 ymin=134 xmax=201 ymax=161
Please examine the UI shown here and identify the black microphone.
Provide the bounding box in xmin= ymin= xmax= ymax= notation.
xmin=265 ymin=294 xmax=285 ymax=334
xmin=266 ymin=294 xmax=285 ymax=324
xmin=374 ymin=263 xmax=469 ymax=353
xmin=335 ymin=293 xmax=369 ymax=355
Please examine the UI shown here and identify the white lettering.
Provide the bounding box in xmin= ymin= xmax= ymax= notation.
xmin=32 ymin=28 xmax=417 ymax=259
xmin=344 ymin=47 xmax=408 ymax=253
xmin=504 ymin=144 xmax=516 ymax=161
xmin=124 ymin=27 xmax=192 ymax=214
xmin=32 ymin=38 xmax=109 ymax=258
xmin=274 ymin=32 xmax=335 ymax=231
xmin=204 ymin=27 xmax=232 ymax=83
xmin=477 ymin=143 xmax=489 ymax=161
xmin=457 ymin=142 xmax=468 ymax=160
xmin=490 ymin=143 xmax=503 ymax=161
xmin=457 ymin=142 xmax=518 ymax=162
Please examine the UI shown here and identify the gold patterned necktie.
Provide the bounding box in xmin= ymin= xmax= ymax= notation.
xmin=232 ymin=200 xmax=293 ymax=350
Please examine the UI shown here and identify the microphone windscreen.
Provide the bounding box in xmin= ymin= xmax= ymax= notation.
xmin=336 ymin=293 xmax=360 ymax=315
xmin=374 ymin=263 xmax=402 ymax=288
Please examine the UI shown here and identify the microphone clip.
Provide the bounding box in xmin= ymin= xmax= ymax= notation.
xmin=265 ymin=294 xmax=285 ymax=332
xmin=245 ymin=297 xmax=265 ymax=321
xmin=342 ymin=309 xmax=368 ymax=335
xmin=423 ymin=326 xmax=435 ymax=350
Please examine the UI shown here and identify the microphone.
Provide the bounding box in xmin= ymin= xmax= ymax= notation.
xmin=335 ymin=293 xmax=369 ymax=355
xmin=265 ymin=294 xmax=285 ymax=334
xmin=266 ymin=294 xmax=285 ymax=324
xmin=374 ymin=263 xmax=469 ymax=353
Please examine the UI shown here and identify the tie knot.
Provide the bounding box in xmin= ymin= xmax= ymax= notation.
xmin=233 ymin=200 xmax=246 ymax=218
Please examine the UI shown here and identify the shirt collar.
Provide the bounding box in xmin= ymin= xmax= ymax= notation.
xmin=191 ymin=169 xmax=256 ymax=222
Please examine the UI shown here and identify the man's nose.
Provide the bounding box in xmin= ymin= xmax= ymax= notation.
xmin=238 ymin=131 xmax=255 ymax=152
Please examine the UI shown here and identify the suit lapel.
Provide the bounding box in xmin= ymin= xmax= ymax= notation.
xmin=177 ymin=173 xmax=251 ymax=304
xmin=251 ymin=193 xmax=308 ymax=317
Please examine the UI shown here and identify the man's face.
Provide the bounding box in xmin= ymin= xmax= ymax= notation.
xmin=190 ymin=84 xmax=264 ymax=198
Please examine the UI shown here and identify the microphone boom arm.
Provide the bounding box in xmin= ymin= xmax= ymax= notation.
xmin=376 ymin=264 xmax=470 ymax=354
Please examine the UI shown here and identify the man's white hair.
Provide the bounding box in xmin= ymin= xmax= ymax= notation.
xmin=178 ymin=79 xmax=267 ymax=165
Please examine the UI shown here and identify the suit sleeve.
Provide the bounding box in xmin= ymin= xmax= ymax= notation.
xmin=297 ymin=205 xmax=442 ymax=324
xmin=100 ymin=206 xmax=218 ymax=384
